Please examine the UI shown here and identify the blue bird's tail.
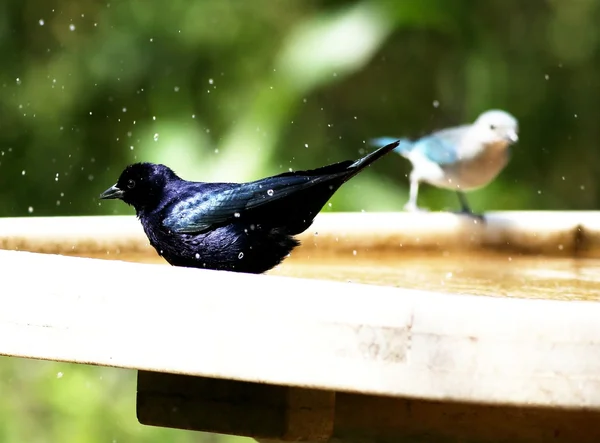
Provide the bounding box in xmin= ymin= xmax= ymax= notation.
xmin=370 ymin=137 xmax=414 ymax=157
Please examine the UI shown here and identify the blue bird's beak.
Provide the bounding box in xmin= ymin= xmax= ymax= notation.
xmin=506 ymin=130 xmax=519 ymax=144
xmin=99 ymin=184 xmax=125 ymax=200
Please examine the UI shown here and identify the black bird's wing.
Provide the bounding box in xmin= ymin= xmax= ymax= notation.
xmin=162 ymin=173 xmax=342 ymax=233
xmin=163 ymin=140 xmax=399 ymax=234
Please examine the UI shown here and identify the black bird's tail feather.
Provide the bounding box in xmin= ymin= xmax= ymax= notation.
xmin=345 ymin=140 xmax=400 ymax=180
xmin=279 ymin=139 xmax=400 ymax=181
xmin=272 ymin=140 xmax=399 ymax=235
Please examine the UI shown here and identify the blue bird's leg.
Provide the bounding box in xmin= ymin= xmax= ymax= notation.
xmin=403 ymin=179 xmax=428 ymax=213
xmin=453 ymin=191 xmax=485 ymax=221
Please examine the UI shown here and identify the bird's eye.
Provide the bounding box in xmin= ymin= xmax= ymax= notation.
xmin=127 ymin=179 xmax=136 ymax=189
xmin=489 ymin=124 xmax=496 ymax=130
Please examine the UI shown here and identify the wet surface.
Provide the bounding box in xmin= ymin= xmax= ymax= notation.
xmin=79 ymin=249 xmax=600 ymax=302
xmin=272 ymin=252 xmax=600 ymax=301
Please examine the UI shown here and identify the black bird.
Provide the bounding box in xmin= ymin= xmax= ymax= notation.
xmin=99 ymin=140 xmax=399 ymax=274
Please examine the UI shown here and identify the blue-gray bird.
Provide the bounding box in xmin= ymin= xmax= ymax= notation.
xmin=371 ymin=110 xmax=519 ymax=218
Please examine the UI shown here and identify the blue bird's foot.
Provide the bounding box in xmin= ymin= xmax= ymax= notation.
xmin=451 ymin=209 xmax=486 ymax=223
xmin=453 ymin=191 xmax=485 ymax=223
xmin=403 ymin=202 xmax=429 ymax=213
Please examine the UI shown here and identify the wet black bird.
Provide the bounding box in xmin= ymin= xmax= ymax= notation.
xmin=100 ymin=140 xmax=399 ymax=274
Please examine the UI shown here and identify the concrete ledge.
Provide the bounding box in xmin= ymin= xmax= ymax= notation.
xmin=1 ymin=211 xmax=600 ymax=258
xmin=2 ymin=212 xmax=600 ymax=442
xmin=1 ymin=248 xmax=600 ymax=409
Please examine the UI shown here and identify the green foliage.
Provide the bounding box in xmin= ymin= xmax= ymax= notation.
xmin=1 ymin=0 xmax=600 ymax=441
xmin=0 ymin=357 xmax=250 ymax=443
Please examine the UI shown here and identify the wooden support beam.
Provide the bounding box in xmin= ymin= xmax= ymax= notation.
xmin=137 ymin=372 xmax=335 ymax=441
xmin=138 ymin=373 xmax=600 ymax=443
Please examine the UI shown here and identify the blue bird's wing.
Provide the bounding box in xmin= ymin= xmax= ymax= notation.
xmin=412 ymin=126 xmax=468 ymax=165
xmin=162 ymin=174 xmax=335 ymax=234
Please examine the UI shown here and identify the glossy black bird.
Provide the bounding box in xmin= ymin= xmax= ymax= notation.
xmin=99 ymin=140 xmax=399 ymax=274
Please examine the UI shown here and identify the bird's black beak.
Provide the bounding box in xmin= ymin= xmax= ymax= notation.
xmin=99 ymin=184 xmax=125 ymax=200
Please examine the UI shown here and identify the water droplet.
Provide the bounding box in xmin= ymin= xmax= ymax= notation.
xmin=69 ymin=24 xmax=75 ymax=31
xmin=122 ymin=107 xmax=127 ymax=113
xmin=544 ymin=74 xmax=549 ymax=80
xmin=130 ymin=146 xmax=134 ymax=150
xmin=208 ymin=78 xmax=214 ymax=85
xmin=28 ymin=206 xmax=34 ymax=213
xmin=21 ymin=170 xmax=26 ymax=175
xmin=234 ymin=212 xmax=241 ymax=218
xmin=38 ymin=19 xmax=45 ymax=26
xmin=195 ymin=253 xmax=200 ymax=259
xmin=304 ymin=143 xmax=309 ymax=148
xmin=153 ymin=133 xmax=159 ymax=141
xmin=433 ymin=100 xmax=440 ymax=108
xmin=238 ymin=252 xmax=244 ymax=259
xmin=352 ymin=250 xmax=357 ymax=256
xmin=57 ymin=371 xmax=63 ymax=378
xmin=267 ymin=189 xmax=274 ymax=196
xmin=174 ymin=86 xmax=180 ymax=92
xmin=16 ymin=78 xmax=21 ymax=85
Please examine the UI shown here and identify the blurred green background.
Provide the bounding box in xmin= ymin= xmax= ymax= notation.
xmin=1 ymin=0 xmax=599 ymax=442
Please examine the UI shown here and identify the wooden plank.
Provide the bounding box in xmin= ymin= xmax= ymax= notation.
xmin=1 ymin=249 xmax=600 ymax=410
xmin=1 ymin=211 xmax=600 ymax=257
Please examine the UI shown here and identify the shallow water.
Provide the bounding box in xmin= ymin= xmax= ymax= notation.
xmin=79 ymin=249 xmax=600 ymax=302
xmin=272 ymin=252 xmax=600 ymax=302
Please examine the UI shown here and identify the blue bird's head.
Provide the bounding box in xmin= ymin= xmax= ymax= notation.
xmin=99 ymin=162 xmax=179 ymax=211
xmin=471 ymin=110 xmax=519 ymax=146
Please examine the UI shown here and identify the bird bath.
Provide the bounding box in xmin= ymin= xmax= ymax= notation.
xmin=1 ymin=211 xmax=600 ymax=443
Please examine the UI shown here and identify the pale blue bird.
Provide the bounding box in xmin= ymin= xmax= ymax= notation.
xmin=371 ymin=109 xmax=519 ymax=218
